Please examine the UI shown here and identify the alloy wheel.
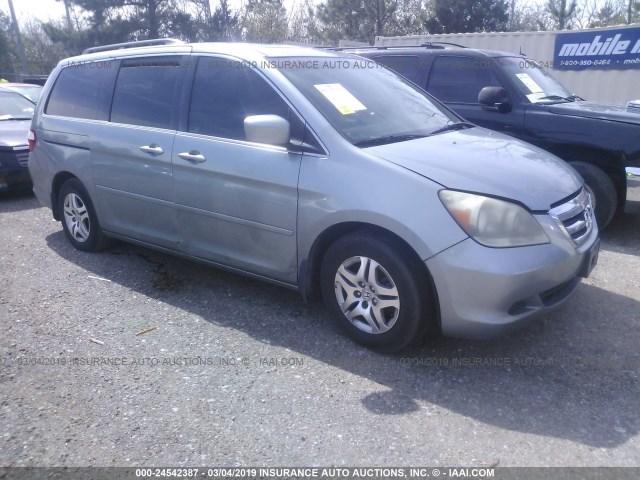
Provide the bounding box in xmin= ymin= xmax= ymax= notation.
xmin=63 ymin=193 xmax=90 ymax=243
xmin=333 ymin=256 xmax=400 ymax=334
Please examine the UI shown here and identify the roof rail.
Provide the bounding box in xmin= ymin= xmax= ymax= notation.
xmin=82 ymin=38 xmax=185 ymax=55
xmin=420 ymin=41 xmax=468 ymax=48
xmin=329 ymin=45 xmax=421 ymax=51
xmin=329 ymin=42 xmax=467 ymax=51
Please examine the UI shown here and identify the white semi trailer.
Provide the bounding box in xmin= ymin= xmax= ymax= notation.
xmin=375 ymin=25 xmax=640 ymax=106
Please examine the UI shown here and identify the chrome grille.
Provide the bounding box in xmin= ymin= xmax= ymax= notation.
xmin=15 ymin=150 xmax=29 ymax=167
xmin=549 ymin=188 xmax=594 ymax=245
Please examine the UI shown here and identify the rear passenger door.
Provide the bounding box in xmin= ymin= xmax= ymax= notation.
xmin=426 ymin=55 xmax=525 ymax=135
xmin=172 ymin=57 xmax=302 ymax=283
xmin=92 ymin=55 xmax=189 ymax=249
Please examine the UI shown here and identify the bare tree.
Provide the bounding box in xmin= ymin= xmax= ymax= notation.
xmin=62 ymin=0 xmax=74 ymax=30
xmin=509 ymin=1 xmax=553 ymax=31
xmin=627 ymin=0 xmax=640 ymax=23
xmin=287 ymin=0 xmax=322 ymax=43
xmin=574 ymin=0 xmax=598 ymax=28
xmin=575 ymin=0 xmax=626 ymax=27
xmin=21 ymin=18 xmax=72 ymax=74
xmin=242 ymin=0 xmax=288 ymax=43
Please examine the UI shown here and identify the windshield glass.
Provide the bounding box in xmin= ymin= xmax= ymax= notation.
xmin=496 ymin=57 xmax=574 ymax=104
xmin=0 ymin=91 xmax=35 ymax=120
xmin=276 ymin=57 xmax=458 ymax=146
xmin=8 ymin=85 xmax=43 ymax=103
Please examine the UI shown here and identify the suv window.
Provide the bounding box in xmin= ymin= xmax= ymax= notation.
xmin=427 ymin=56 xmax=502 ymax=104
xmin=495 ymin=56 xmax=572 ymax=103
xmin=372 ymin=55 xmax=424 ymax=84
xmin=188 ymin=58 xmax=290 ymax=141
xmin=110 ymin=57 xmax=186 ymax=129
xmin=45 ymin=61 xmax=117 ymax=120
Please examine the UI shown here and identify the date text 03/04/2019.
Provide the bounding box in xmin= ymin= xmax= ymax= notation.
xmin=134 ymin=467 xmax=496 ymax=478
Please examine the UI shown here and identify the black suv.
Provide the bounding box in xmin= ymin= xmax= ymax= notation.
xmin=345 ymin=45 xmax=640 ymax=227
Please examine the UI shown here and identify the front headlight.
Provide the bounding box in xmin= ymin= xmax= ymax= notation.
xmin=439 ymin=190 xmax=549 ymax=248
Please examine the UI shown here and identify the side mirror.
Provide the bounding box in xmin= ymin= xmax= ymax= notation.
xmin=478 ymin=86 xmax=512 ymax=113
xmin=244 ymin=115 xmax=290 ymax=146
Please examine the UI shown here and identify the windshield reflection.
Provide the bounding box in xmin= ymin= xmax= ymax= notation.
xmin=496 ymin=57 xmax=576 ymax=104
xmin=0 ymin=91 xmax=35 ymax=120
xmin=278 ymin=57 xmax=457 ymax=146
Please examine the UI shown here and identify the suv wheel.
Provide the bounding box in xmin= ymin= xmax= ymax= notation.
xmin=320 ymin=232 xmax=434 ymax=352
xmin=59 ymin=178 xmax=111 ymax=252
xmin=569 ymin=161 xmax=617 ymax=229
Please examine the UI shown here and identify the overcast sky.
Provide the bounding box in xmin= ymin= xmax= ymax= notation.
xmin=4 ymin=0 xmax=594 ymax=25
xmin=6 ymin=0 xmax=66 ymax=22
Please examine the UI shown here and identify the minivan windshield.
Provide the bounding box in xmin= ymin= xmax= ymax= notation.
xmin=496 ymin=56 xmax=576 ymax=104
xmin=276 ymin=57 xmax=460 ymax=147
xmin=0 ymin=91 xmax=35 ymax=120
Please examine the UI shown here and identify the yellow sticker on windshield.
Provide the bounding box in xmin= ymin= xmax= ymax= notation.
xmin=314 ymin=83 xmax=367 ymax=115
xmin=515 ymin=73 xmax=544 ymax=94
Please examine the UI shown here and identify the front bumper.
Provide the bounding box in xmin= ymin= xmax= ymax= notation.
xmin=627 ymin=167 xmax=640 ymax=203
xmin=426 ymin=215 xmax=599 ymax=339
xmin=0 ymin=168 xmax=31 ymax=191
xmin=0 ymin=148 xmax=31 ymax=192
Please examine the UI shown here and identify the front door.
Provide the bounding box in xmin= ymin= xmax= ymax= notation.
xmin=426 ymin=55 xmax=526 ymax=137
xmin=173 ymin=57 xmax=302 ymax=283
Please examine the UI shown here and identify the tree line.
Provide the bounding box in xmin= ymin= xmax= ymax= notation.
xmin=1 ymin=0 xmax=639 ymax=80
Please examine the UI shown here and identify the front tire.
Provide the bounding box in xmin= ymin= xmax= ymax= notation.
xmin=320 ymin=232 xmax=434 ymax=352
xmin=58 ymin=178 xmax=111 ymax=252
xmin=569 ymin=161 xmax=617 ymax=229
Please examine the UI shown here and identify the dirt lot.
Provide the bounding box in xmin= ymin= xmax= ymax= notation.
xmin=1 ymin=191 xmax=639 ymax=467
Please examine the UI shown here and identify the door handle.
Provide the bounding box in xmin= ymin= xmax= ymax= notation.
xmin=139 ymin=144 xmax=164 ymax=155
xmin=178 ymin=151 xmax=206 ymax=163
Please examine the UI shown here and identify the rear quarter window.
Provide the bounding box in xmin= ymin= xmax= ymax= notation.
xmin=45 ymin=60 xmax=118 ymax=120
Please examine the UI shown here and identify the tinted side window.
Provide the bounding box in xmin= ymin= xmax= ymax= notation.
xmin=373 ymin=55 xmax=423 ymax=84
xmin=427 ymin=56 xmax=501 ymax=104
xmin=45 ymin=61 xmax=117 ymax=120
xmin=188 ymin=58 xmax=290 ymax=141
xmin=110 ymin=57 xmax=186 ymax=129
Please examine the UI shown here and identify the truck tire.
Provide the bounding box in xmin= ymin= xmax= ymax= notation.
xmin=569 ymin=161 xmax=617 ymax=229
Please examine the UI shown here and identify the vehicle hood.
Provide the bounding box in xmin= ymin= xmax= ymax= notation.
xmin=0 ymin=120 xmax=30 ymax=148
xmin=547 ymin=101 xmax=640 ymax=126
xmin=365 ymin=127 xmax=582 ymax=211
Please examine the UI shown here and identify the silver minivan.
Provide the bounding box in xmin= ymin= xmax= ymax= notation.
xmin=28 ymin=40 xmax=600 ymax=351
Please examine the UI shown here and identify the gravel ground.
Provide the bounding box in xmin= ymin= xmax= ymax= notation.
xmin=0 ymin=191 xmax=639 ymax=467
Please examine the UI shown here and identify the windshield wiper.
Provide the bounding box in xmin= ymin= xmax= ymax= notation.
xmin=566 ymin=94 xmax=584 ymax=102
xmin=0 ymin=115 xmax=32 ymax=121
xmin=535 ymin=95 xmax=571 ymax=103
xmin=428 ymin=121 xmax=474 ymax=136
xmin=354 ymin=134 xmax=427 ymax=147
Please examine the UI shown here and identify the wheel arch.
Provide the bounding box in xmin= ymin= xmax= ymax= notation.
xmin=550 ymin=145 xmax=627 ymax=206
xmin=299 ymin=221 xmax=441 ymax=331
xmin=50 ymin=171 xmax=79 ymax=220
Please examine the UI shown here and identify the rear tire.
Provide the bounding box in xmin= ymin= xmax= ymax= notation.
xmin=570 ymin=161 xmax=617 ymax=229
xmin=58 ymin=178 xmax=111 ymax=252
xmin=320 ymin=232 xmax=434 ymax=352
